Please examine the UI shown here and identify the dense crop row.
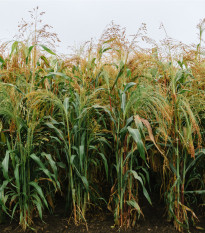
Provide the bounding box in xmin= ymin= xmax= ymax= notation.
xmin=0 ymin=9 xmax=204 ymax=232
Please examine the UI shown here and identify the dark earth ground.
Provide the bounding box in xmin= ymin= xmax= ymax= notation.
xmin=0 ymin=197 xmax=204 ymax=233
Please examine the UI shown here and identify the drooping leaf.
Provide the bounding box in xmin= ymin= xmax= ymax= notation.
xmin=127 ymin=200 xmax=141 ymax=215
xmin=2 ymin=151 xmax=10 ymax=180
xmin=45 ymin=122 xmax=64 ymax=141
xmin=130 ymin=170 xmax=152 ymax=205
xmin=124 ymin=82 xmax=136 ymax=92
xmin=29 ymin=181 xmax=48 ymax=208
xmin=40 ymin=45 xmax=56 ymax=55
xmin=10 ymin=41 xmax=18 ymax=57
xmin=128 ymin=126 xmax=146 ymax=162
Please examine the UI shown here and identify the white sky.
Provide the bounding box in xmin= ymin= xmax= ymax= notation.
xmin=0 ymin=0 xmax=204 ymax=54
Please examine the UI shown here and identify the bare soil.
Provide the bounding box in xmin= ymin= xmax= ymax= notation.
xmin=0 ymin=199 xmax=204 ymax=233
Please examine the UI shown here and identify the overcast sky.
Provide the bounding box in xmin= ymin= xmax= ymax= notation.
xmin=0 ymin=0 xmax=204 ymax=54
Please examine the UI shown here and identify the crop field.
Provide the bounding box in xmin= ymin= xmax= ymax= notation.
xmin=0 ymin=8 xmax=204 ymax=233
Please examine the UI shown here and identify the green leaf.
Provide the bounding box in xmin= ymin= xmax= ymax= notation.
xmin=3 ymin=83 xmax=24 ymax=94
xmin=40 ymin=45 xmax=56 ymax=55
xmin=0 ymin=56 xmax=5 ymax=64
xmin=42 ymin=152 xmax=58 ymax=181
xmin=63 ymin=97 xmax=70 ymax=115
xmin=124 ymin=82 xmax=136 ymax=92
xmin=98 ymin=152 xmax=108 ymax=180
xmin=127 ymin=200 xmax=141 ymax=214
xmin=81 ymin=176 xmax=89 ymax=190
xmin=184 ymin=190 xmax=205 ymax=195
xmin=49 ymin=136 xmax=61 ymax=144
xmin=79 ymin=145 xmax=84 ymax=170
xmin=126 ymin=68 xmax=131 ymax=78
xmin=103 ymin=38 xmax=116 ymax=44
xmin=29 ymin=181 xmax=48 ymax=208
xmin=121 ymin=92 xmax=126 ymax=113
xmin=128 ymin=127 xmax=146 ymax=162
xmin=111 ymin=63 xmax=125 ymax=90
xmin=45 ymin=122 xmax=64 ymax=141
xmin=33 ymin=200 xmax=43 ymax=219
xmin=2 ymin=151 xmax=10 ymax=180
xmin=72 ymin=163 xmax=89 ymax=191
xmin=71 ymin=154 xmax=76 ymax=165
xmin=32 ymin=193 xmax=43 ymax=219
xmin=130 ymin=170 xmax=152 ymax=205
xmin=185 ymin=149 xmax=205 ymax=174
xmin=30 ymin=154 xmax=53 ymax=182
xmin=102 ymin=47 xmax=112 ymax=53
xmin=10 ymin=41 xmax=18 ymax=57
xmin=40 ymin=55 xmax=50 ymax=66
xmin=45 ymin=72 xmax=72 ymax=81
xmin=57 ymin=162 xmax=66 ymax=169
xmin=14 ymin=164 xmax=20 ymax=193
xmin=11 ymin=202 xmax=19 ymax=219
xmin=26 ymin=45 xmax=35 ymax=64
xmin=0 ymin=180 xmax=9 ymax=193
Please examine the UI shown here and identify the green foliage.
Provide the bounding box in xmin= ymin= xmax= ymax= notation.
xmin=0 ymin=19 xmax=204 ymax=233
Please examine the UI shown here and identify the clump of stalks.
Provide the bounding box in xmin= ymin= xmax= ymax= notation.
xmin=0 ymin=8 xmax=204 ymax=232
